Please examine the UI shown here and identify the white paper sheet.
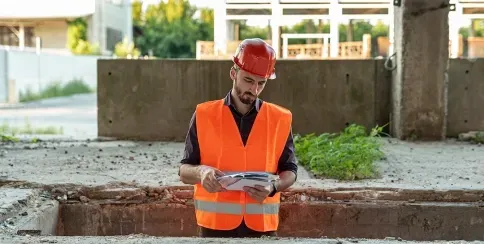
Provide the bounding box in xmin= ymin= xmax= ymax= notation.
xmin=217 ymin=172 xmax=277 ymax=191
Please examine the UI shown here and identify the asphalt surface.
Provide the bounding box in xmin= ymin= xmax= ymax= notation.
xmin=0 ymin=93 xmax=97 ymax=139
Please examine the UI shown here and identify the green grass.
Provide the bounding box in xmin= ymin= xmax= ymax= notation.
xmin=1 ymin=134 xmax=19 ymax=142
xmin=470 ymin=132 xmax=484 ymax=144
xmin=19 ymin=79 xmax=94 ymax=103
xmin=0 ymin=119 xmax=64 ymax=142
xmin=294 ymin=124 xmax=387 ymax=181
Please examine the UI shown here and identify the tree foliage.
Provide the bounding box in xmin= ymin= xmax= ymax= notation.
xmin=66 ymin=18 xmax=100 ymax=55
xmin=459 ymin=20 xmax=484 ymax=38
xmin=133 ymin=0 xmax=213 ymax=58
xmin=132 ymin=0 xmax=143 ymax=25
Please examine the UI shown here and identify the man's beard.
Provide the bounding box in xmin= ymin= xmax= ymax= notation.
xmin=234 ymin=84 xmax=256 ymax=105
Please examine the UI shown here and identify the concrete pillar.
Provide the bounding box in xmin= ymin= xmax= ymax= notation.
xmin=8 ymin=79 xmax=18 ymax=104
xmin=18 ymin=24 xmax=25 ymax=50
xmin=214 ymin=1 xmax=227 ymax=55
xmin=448 ymin=2 xmax=462 ymax=58
xmin=99 ymin=0 xmax=107 ymax=54
xmin=329 ymin=0 xmax=341 ymax=58
xmin=388 ymin=2 xmax=395 ymax=55
xmin=391 ymin=0 xmax=450 ymax=140
xmin=271 ymin=0 xmax=281 ymax=58
xmin=89 ymin=0 xmax=104 ymax=53
xmin=125 ymin=0 xmax=133 ymax=43
xmin=282 ymin=35 xmax=288 ymax=58
xmin=0 ymin=50 xmax=7 ymax=103
xmin=227 ymin=21 xmax=236 ymax=41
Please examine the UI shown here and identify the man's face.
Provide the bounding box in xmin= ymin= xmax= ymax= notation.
xmin=230 ymin=67 xmax=267 ymax=105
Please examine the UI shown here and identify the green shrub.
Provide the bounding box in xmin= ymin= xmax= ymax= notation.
xmin=19 ymin=79 xmax=94 ymax=103
xmin=0 ymin=119 xmax=63 ymax=138
xmin=294 ymin=124 xmax=387 ymax=181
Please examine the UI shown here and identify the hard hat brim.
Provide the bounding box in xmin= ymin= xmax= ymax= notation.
xmin=268 ymin=71 xmax=276 ymax=80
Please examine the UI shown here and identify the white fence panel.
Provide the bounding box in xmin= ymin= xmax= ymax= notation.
xmin=0 ymin=47 xmax=107 ymax=103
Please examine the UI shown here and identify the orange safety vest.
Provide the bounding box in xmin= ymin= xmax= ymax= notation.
xmin=193 ymin=99 xmax=292 ymax=232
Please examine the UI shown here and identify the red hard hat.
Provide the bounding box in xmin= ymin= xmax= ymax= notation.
xmin=232 ymin=38 xmax=276 ymax=79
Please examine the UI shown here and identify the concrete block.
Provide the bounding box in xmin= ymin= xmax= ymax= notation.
xmin=14 ymin=200 xmax=59 ymax=236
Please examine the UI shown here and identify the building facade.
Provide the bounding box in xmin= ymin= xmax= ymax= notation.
xmin=209 ymin=0 xmax=484 ymax=59
xmin=0 ymin=0 xmax=132 ymax=55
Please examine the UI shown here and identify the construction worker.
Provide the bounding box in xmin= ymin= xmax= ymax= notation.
xmin=179 ymin=38 xmax=298 ymax=238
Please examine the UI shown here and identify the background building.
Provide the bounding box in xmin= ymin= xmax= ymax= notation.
xmin=197 ymin=0 xmax=484 ymax=60
xmin=0 ymin=0 xmax=132 ymax=55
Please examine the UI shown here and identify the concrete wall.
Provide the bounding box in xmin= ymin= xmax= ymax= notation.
xmin=0 ymin=50 xmax=7 ymax=102
xmin=54 ymin=186 xmax=484 ymax=240
xmin=447 ymin=58 xmax=484 ymax=137
xmin=97 ymin=58 xmax=484 ymax=141
xmin=0 ymin=48 xmax=102 ymax=103
xmin=97 ymin=59 xmax=391 ymax=141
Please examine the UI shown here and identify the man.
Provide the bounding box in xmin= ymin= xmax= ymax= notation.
xmin=179 ymin=38 xmax=298 ymax=238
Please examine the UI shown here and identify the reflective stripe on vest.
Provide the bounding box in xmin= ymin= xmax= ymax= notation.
xmin=194 ymin=199 xmax=280 ymax=215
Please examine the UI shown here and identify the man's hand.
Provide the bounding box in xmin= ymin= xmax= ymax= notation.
xmin=243 ymin=184 xmax=272 ymax=203
xmin=200 ymin=166 xmax=226 ymax=193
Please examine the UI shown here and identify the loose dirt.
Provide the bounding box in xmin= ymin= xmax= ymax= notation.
xmin=1 ymin=137 xmax=484 ymax=243
xmin=1 ymin=138 xmax=483 ymax=190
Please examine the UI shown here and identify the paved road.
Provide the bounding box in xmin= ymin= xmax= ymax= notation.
xmin=0 ymin=94 xmax=97 ymax=139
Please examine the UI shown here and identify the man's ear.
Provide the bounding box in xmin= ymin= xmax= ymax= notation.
xmin=229 ymin=67 xmax=236 ymax=80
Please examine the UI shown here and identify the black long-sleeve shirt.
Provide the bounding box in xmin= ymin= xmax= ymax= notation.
xmin=180 ymin=91 xmax=298 ymax=177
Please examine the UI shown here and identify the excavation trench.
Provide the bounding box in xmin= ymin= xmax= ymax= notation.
xmin=10 ymin=185 xmax=484 ymax=241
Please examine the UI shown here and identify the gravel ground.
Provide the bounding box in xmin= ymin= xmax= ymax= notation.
xmin=1 ymin=137 xmax=484 ymax=244
xmin=1 ymin=235 xmax=483 ymax=244
xmin=0 ymin=137 xmax=483 ymax=190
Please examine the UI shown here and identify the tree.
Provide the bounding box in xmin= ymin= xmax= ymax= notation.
xmin=286 ymin=20 xmax=318 ymax=44
xmin=198 ymin=8 xmax=214 ymax=41
xmin=132 ymin=0 xmax=143 ymax=25
xmin=134 ymin=0 xmax=213 ymax=58
xmin=371 ymin=20 xmax=389 ymax=39
xmin=237 ymin=20 xmax=270 ymax=40
xmin=66 ymin=17 xmax=100 ymax=55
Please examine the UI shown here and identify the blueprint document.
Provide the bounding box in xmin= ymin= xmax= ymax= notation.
xmin=217 ymin=172 xmax=279 ymax=191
